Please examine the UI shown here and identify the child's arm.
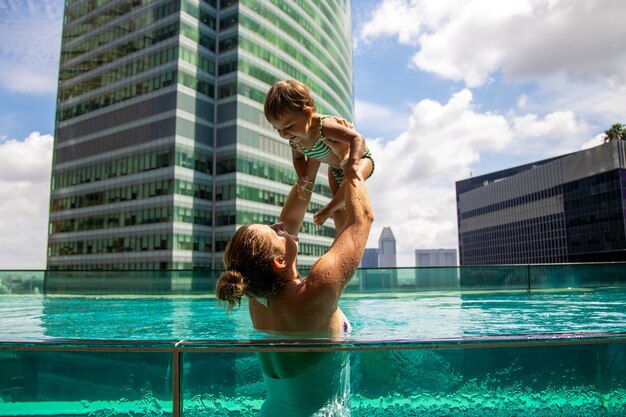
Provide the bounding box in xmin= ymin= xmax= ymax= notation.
xmin=321 ymin=117 xmax=365 ymax=180
xmin=291 ymin=146 xmax=309 ymax=180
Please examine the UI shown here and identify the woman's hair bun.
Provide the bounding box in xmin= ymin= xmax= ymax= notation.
xmin=215 ymin=269 xmax=246 ymax=312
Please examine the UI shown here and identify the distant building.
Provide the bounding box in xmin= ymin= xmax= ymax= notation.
xmin=378 ymin=227 xmax=397 ymax=267
xmin=456 ymin=141 xmax=626 ymax=265
xmin=358 ymin=228 xmax=397 ymax=289
xmin=360 ymin=248 xmax=379 ymax=268
xmin=359 ymin=227 xmax=396 ymax=268
xmin=415 ymin=249 xmax=458 ymax=267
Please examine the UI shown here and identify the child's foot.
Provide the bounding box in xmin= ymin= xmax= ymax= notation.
xmin=313 ymin=208 xmax=331 ymax=226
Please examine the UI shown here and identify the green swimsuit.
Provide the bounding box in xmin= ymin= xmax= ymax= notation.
xmin=258 ymin=350 xmax=350 ymax=416
xmin=289 ymin=115 xmax=375 ymax=183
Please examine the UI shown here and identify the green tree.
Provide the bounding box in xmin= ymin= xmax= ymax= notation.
xmin=603 ymin=123 xmax=626 ymax=143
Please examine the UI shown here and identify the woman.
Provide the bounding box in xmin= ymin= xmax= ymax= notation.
xmin=215 ymin=175 xmax=373 ymax=416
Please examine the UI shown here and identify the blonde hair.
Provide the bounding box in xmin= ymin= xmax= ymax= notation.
xmin=215 ymin=225 xmax=284 ymax=312
xmin=264 ymin=79 xmax=316 ymax=121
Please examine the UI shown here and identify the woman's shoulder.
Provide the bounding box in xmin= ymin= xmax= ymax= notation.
xmin=299 ymin=257 xmax=345 ymax=297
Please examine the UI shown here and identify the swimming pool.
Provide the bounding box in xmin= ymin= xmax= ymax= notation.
xmin=2 ymin=287 xmax=626 ymax=416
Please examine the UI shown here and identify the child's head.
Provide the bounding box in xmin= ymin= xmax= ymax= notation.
xmin=264 ymin=80 xmax=316 ymax=122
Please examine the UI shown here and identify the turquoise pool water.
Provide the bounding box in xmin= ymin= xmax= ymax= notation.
xmin=1 ymin=288 xmax=626 ymax=416
xmin=3 ymin=288 xmax=626 ymax=340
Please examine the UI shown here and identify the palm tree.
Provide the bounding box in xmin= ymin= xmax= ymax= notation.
xmin=603 ymin=123 xmax=626 ymax=143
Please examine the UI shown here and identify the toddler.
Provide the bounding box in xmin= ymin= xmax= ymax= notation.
xmin=264 ymin=79 xmax=374 ymax=229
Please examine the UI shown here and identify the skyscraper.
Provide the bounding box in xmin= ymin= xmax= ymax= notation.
xmin=47 ymin=0 xmax=353 ymax=270
xmin=378 ymin=227 xmax=396 ymax=268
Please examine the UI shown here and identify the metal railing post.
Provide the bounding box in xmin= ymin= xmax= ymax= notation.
xmin=172 ymin=345 xmax=181 ymax=417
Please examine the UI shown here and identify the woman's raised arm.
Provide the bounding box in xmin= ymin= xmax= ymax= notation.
xmin=302 ymin=177 xmax=373 ymax=304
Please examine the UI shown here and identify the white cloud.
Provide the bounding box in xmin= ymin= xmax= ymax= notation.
xmin=364 ymin=89 xmax=592 ymax=266
xmin=375 ymin=89 xmax=512 ymax=184
xmin=359 ymin=0 xmax=428 ymax=45
xmin=529 ymin=75 xmax=626 ymax=130
xmin=0 ymin=132 xmax=53 ymax=269
xmin=1 ymin=62 xmax=59 ymax=93
xmin=522 ymin=112 xmax=579 ymax=136
xmin=355 ymin=1 xmax=622 ymax=265
xmin=358 ymin=0 xmax=626 ymax=87
xmin=354 ymin=99 xmax=410 ymax=140
xmin=0 ymin=0 xmax=63 ymax=93
xmin=580 ymin=133 xmax=604 ymax=150
xmin=508 ymin=111 xmax=590 ymax=160
xmin=0 ymin=132 xmax=54 ymax=182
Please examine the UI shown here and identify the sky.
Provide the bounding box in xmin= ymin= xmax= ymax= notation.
xmin=0 ymin=0 xmax=625 ymax=268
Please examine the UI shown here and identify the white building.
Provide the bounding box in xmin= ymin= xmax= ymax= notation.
xmin=415 ymin=249 xmax=458 ymax=267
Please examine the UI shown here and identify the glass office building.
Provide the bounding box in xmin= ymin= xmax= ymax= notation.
xmin=47 ymin=0 xmax=353 ymax=270
xmin=456 ymin=141 xmax=626 ymax=265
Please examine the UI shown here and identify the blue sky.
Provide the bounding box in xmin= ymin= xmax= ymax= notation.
xmin=1 ymin=0 xmax=625 ymax=268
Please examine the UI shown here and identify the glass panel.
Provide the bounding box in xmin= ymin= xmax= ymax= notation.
xmin=179 ymin=342 xmax=626 ymax=416
xmin=0 ymin=349 xmax=172 ymax=416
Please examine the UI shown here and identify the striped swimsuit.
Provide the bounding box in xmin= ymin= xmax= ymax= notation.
xmin=289 ymin=115 xmax=335 ymax=160
xmin=289 ymin=116 xmax=374 ymax=183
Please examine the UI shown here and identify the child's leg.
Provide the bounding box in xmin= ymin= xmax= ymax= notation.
xmin=313 ymin=159 xmax=373 ymax=227
xmin=330 ymin=168 xmax=348 ymax=232
xmin=313 ymin=167 xmax=342 ymax=227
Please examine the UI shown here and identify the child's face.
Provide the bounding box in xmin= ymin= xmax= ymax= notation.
xmin=269 ymin=109 xmax=313 ymax=143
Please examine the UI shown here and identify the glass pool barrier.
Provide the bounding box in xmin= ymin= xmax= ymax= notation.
xmin=1 ymin=264 xmax=626 ymax=416
xmin=1 ymin=262 xmax=624 ymax=295
xmin=2 ymin=335 xmax=626 ymax=416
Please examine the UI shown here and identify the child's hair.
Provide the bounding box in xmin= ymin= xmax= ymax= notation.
xmin=264 ymin=79 xmax=316 ymax=121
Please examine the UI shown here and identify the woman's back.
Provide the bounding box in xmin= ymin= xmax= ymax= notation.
xmin=248 ymin=279 xmax=349 ymax=336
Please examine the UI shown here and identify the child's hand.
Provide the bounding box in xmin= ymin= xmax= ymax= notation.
xmin=295 ymin=176 xmax=314 ymax=200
